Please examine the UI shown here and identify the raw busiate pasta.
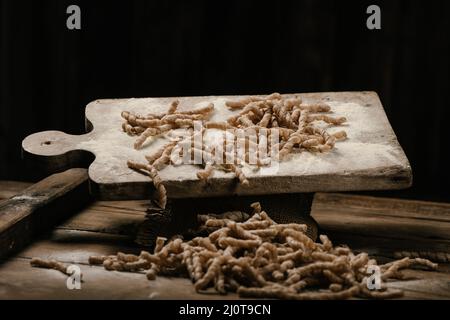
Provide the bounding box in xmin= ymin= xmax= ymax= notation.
xmin=30 ymin=204 xmax=437 ymax=299
xmin=121 ymin=93 xmax=348 ymax=209
xmin=86 ymin=203 xmax=438 ymax=300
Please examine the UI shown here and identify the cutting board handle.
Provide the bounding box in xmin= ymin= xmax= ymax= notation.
xmin=22 ymin=131 xmax=94 ymax=174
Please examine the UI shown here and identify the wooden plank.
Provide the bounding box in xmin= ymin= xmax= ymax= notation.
xmin=0 ymin=180 xmax=148 ymax=251
xmin=0 ymin=181 xmax=32 ymax=201
xmin=0 ymin=258 xmax=235 ymax=300
xmin=22 ymin=92 xmax=412 ymax=200
xmin=59 ymin=202 xmax=147 ymax=236
xmin=0 ymin=180 xmax=448 ymax=299
xmin=0 ymin=169 xmax=90 ymax=261
xmin=313 ymin=209 xmax=450 ymax=242
xmin=34 ymin=190 xmax=450 ymax=260
xmin=0 ymin=180 xmax=447 ymax=257
xmin=0 ymin=229 xmax=238 ymax=300
xmin=314 ymin=192 xmax=450 ymax=220
xmin=311 ymin=193 xmax=450 ymax=264
xmin=386 ymin=269 xmax=450 ymax=299
xmin=1 ymin=229 xmax=447 ymax=300
xmin=0 ymin=258 xmax=442 ymax=300
xmin=311 ymin=193 xmax=450 ymax=256
xmin=16 ymin=229 xmax=141 ymax=262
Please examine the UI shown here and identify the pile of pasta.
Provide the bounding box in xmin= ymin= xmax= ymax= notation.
xmin=88 ymin=204 xmax=437 ymax=300
xmin=121 ymin=93 xmax=348 ymax=208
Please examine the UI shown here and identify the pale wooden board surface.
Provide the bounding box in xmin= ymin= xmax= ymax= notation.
xmin=22 ymin=92 xmax=411 ymax=200
xmin=0 ymin=182 xmax=448 ymax=300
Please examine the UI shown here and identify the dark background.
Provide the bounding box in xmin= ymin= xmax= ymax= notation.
xmin=1 ymin=0 xmax=449 ymax=202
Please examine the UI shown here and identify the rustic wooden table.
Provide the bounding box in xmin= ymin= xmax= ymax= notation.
xmin=0 ymin=180 xmax=449 ymax=300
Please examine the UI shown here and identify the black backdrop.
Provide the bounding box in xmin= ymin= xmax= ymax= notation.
xmin=1 ymin=0 xmax=449 ymax=202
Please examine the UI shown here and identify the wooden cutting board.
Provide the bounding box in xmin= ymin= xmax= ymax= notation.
xmin=22 ymin=91 xmax=412 ymax=200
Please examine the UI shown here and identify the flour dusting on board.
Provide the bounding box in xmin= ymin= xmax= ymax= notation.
xmin=73 ymin=92 xmax=410 ymax=197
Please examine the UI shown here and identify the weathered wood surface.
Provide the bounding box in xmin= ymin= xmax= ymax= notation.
xmin=0 ymin=182 xmax=448 ymax=300
xmin=0 ymin=169 xmax=89 ymax=261
xmin=312 ymin=193 xmax=450 ymax=259
xmin=22 ymin=92 xmax=412 ymax=200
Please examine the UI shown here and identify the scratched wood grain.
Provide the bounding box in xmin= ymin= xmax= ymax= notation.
xmin=1 ymin=182 xmax=448 ymax=300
